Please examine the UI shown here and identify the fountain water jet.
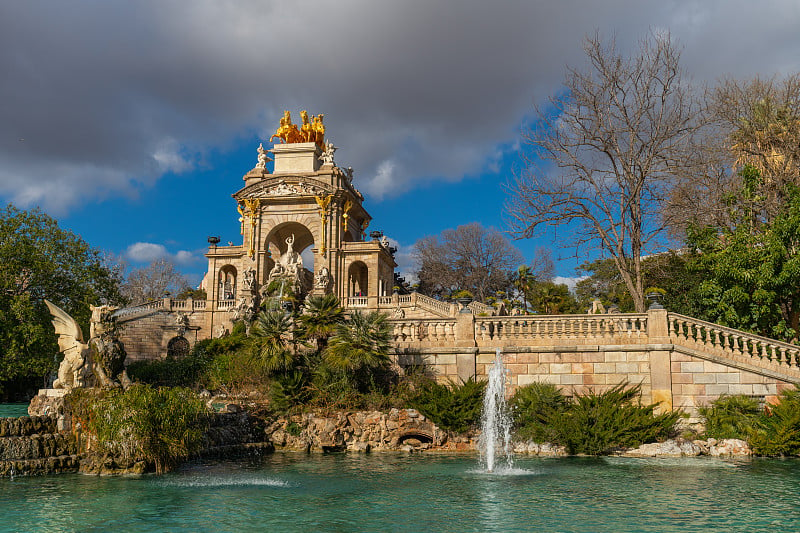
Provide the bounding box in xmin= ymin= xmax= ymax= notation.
xmin=479 ymin=348 xmax=513 ymax=473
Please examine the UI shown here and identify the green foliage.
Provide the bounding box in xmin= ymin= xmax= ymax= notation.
xmin=451 ymin=289 xmax=474 ymax=299
xmin=74 ymin=384 xmax=209 ymax=474
xmin=575 ymin=253 xmax=708 ymax=316
xmin=324 ymin=311 xmax=394 ymax=393
xmin=510 ymin=382 xmax=569 ymax=443
xmin=699 ymin=394 xmax=762 ymax=440
xmin=688 ymin=166 xmax=800 ymax=342
xmin=175 ymin=287 xmax=207 ymax=300
xmin=645 ymin=287 xmax=666 ymax=296
xmin=527 ymin=280 xmax=579 ymax=314
xmin=298 ymin=294 xmax=344 ymax=350
xmin=250 ymin=310 xmax=297 ymax=374
xmin=552 ymin=383 xmax=681 ymax=455
xmin=410 ymin=377 xmax=487 ymax=433
xmin=0 ymin=204 xmax=123 ymax=395
xmin=269 ymin=370 xmax=311 ymax=411
xmin=749 ymin=389 xmax=800 ymax=456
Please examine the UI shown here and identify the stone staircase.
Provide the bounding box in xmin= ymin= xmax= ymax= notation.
xmin=0 ymin=416 xmax=79 ymax=477
xmin=667 ymin=313 xmax=800 ymax=383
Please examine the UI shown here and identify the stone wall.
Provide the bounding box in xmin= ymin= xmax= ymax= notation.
xmin=0 ymin=416 xmax=79 ymax=477
xmin=118 ymin=307 xmax=206 ymax=362
xmin=670 ymin=351 xmax=791 ymax=412
xmin=391 ymin=309 xmax=800 ymax=417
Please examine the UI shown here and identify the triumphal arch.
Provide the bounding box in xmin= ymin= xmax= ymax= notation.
xmin=204 ymin=111 xmax=398 ymax=330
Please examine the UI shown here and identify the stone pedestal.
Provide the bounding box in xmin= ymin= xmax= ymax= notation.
xmin=28 ymin=388 xmax=69 ymax=430
xmin=272 ymin=142 xmax=321 ymax=173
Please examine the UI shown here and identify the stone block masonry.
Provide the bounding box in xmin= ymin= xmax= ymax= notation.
xmin=391 ymin=308 xmax=800 ymax=417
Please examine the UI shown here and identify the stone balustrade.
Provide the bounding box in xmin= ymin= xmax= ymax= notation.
xmin=347 ymin=296 xmax=369 ymax=307
xmin=116 ymin=298 xmax=207 ymax=318
xmin=475 ymin=314 xmax=648 ymax=344
xmin=217 ymin=299 xmax=236 ymax=310
xmin=391 ymin=319 xmax=457 ymax=344
xmin=668 ymin=313 xmax=800 ymax=373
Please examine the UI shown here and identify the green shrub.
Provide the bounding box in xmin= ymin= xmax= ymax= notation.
xmin=203 ymin=349 xmax=268 ymax=394
xmin=270 ymin=370 xmax=311 ymax=412
xmin=699 ymin=394 xmax=762 ymax=440
xmin=553 ymin=383 xmax=681 ymax=455
xmin=749 ymin=389 xmax=800 ymax=456
xmin=286 ymin=421 xmax=302 ymax=436
xmin=75 ymin=384 xmax=209 ymax=474
xmin=127 ymin=351 xmax=210 ymax=388
xmin=410 ymin=377 xmax=486 ymax=433
xmin=511 ymin=382 xmax=569 ymax=443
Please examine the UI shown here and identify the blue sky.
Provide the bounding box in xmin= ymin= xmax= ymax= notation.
xmin=2 ymin=1 xmax=799 ymax=287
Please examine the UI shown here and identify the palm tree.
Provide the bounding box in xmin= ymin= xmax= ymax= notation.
xmin=514 ymin=265 xmax=533 ymax=313
xmin=250 ymin=310 xmax=295 ymax=374
xmin=299 ymin=294 xmax=344 ymax=351
xmin=324 ymin=311 xmax=393 ymax=390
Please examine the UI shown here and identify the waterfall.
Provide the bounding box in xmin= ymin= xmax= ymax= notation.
xmin=479 ymin=348 xmax=513 ymax=473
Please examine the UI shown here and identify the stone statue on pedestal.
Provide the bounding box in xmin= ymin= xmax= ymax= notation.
xmin=44 ymin=300 xmax=131 ymax=390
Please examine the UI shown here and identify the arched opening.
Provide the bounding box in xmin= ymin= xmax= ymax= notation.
xmin=264 ymin=222 xmax=315 ymax=275
xmin=263 ymin=222 xmax=316 ymax=298
xmin=397 ymin=430 xmax=434 ymax=446
xmin=348 ymin=261 xmax=369 ymax=297
xmin=167 ymin=336 xmax=190 ymax=358
xmin=218 ymin=265 xmax=237 ymax=301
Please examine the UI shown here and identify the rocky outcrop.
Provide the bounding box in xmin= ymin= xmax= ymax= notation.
xmin=200 ymin=410 xmax=274 ymax=459
xmin=624 ymin=438 xmax=751 ymax=457
xmin=0 ymin=415 xmax=79 ymax=477
xmin=265 ymin=408 xmax=449 ymax=452
xmin=512 ymin=442 xmax=568 ymax=456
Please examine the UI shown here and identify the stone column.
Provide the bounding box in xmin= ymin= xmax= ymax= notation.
xmin=647 ymin=307 xmax=673 ymax=412
xmin=454 ymin=311 xmax=477 ymax=382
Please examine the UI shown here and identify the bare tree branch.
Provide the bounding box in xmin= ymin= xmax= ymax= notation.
xmin=506 ymin=32 xmax=700 ymax=311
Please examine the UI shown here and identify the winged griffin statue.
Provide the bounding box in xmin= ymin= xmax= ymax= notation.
xmin=45 ymin=300 xmax=131 ymax=390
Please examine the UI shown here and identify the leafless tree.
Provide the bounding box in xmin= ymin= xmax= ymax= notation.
xmin=506 ymin=32 xmax=700 ymax=312
xmin=414 ymin=222 xmax=525 ymax=302
xmin=666 ymin=74 xmax=800 ymax=235
xmin=121 ymin=258 xmax=190 ymax=305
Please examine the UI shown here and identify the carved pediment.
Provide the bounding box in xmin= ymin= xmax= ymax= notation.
xmin=235 ymin=178 xmax=335 ymax=200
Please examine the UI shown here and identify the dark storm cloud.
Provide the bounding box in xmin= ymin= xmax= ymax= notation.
xmin=1 ymin=0 xmax=798 ymax=212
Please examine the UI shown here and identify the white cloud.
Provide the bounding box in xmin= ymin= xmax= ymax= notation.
xmin=125 ymin=242 xmax=199 ymax=265
xmin=152 ymin=138 xmax=194 ymax=174
xmin=174 ymin=250 xmax=197 ymax=265
xmin=1 ymin=1 xmax=799 ymax=211
xmin=384 ymin=236 xmax=417 ymax=282
xmin=553 ymin=276 xmax=587 ymax=292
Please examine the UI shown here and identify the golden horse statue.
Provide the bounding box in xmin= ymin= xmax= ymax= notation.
xmin=270 ymin=110 xmax=325 ymax=149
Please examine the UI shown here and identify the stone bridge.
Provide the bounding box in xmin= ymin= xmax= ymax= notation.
xmin=388 ymin=307 xmax=800 ymax=417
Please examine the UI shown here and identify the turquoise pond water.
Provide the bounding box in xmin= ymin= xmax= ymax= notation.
xmin=0 ymin=404 xmax=30 ymax=418
xmin=2 ymin=452 xmax=800 ymax=532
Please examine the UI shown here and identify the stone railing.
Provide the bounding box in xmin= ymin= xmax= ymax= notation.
xmin=390 ymin=319 xmax=457 ymax=344
xmin=114 ymin=299 xmax=164 ymax=317
xmin=347 ymin=296 xmax=369 ymax=307
xmin=115 ymin=298 xmax=208 ymax=318
xmin=668 ymin=313 xmax=800 ymax=370
xmin=342 ymin=292 xmax=499 ymax=318
xmin=475 ymin=314 xmax=648 ymax=343
xmin=217 ymin=299 xmax=236 ymax=310
xmin=468 ymin=300 xmax=497 ymax=316
xmin=413 ymin=293 xmax=456 ymax=317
